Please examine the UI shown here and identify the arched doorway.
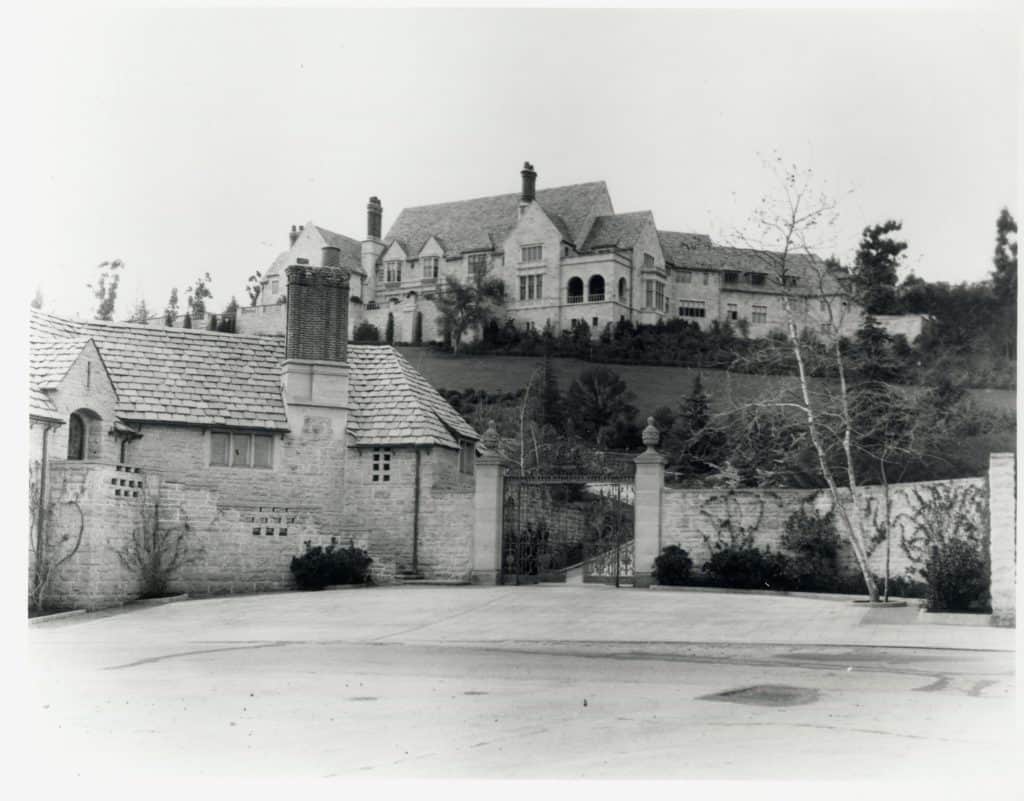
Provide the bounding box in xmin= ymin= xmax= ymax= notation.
xmin=567 ymin=277 xmax=584 ymax=303
xmin=588 ymin=275 xmax=605 ymax=301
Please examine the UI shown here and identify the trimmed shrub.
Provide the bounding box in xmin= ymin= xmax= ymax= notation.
xmin=290 ymin=538 xmax=373 ymax=590
xmin=702 ymin=530 xmax=792 ymax=590
xmin=353 ymin=321 xmax=381 ymax=343
xmin=925 ymin=539 xmax=990 ymax=613
xmin=780 ymin=508 xmax=841 ymax=591
xmin=653 ymin=545 xmax=693 ymax=586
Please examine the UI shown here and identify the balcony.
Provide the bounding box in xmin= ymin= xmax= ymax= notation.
xmin=588 ymin=293 xmax=605 ymax=302
xmin=568 ymin=294 xmax=584 ymax=304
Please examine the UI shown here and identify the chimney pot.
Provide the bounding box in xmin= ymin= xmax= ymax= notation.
xmin=289 ymin=224 xmax=301 ymax=247
xmin=366 ymin=196 xmax=383 ymax=240
xmin=520 ymin=162 xmax=537 ymax=204
xmin=321 ymin=245 xmax=342 ymax=269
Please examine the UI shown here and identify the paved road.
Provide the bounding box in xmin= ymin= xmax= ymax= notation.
xmin=25 ymin=586 xmax=1018 ymax=780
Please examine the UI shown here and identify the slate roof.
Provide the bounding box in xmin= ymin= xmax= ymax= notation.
xmin=684 ymin=247 xmax=844 ymax=295
xmin=657 ymin=230 xmax=714 ymax=267
xmin=29 ymin=311 xmax=477 ymax=447
xmin=347 ymin=346 xmax=478 ymax=448
xmin=384 ymin=182 xmax=611 ymax=258
xmin=582 ymin=211 xmax=655 ymax=251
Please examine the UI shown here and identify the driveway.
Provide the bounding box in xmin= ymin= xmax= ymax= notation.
xmin=24 ymin=585 xmax=1018 ymax=781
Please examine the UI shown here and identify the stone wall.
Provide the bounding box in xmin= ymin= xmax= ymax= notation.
xmin=988 ymin=453 xmax=1016 ymax=626
xmin=659 ymin=477 xmax=988 ymax=581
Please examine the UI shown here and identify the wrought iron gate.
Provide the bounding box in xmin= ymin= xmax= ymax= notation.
xmin=501 ymin=470 xmax=635 ymax=586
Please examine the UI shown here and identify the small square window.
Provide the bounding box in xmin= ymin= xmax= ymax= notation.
xmin=252 ymin=528 xmax=261 ymax=536
xmin=279 ymin=528 xmax=288 ymax=537
xmin=265 ymin=527 xmax=275 ymax=536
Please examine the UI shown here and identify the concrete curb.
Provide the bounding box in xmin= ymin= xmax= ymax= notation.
xmin=28 ymin=609 xmax=86 ymax=625
xmin=649 ymin=584 xmax=922 ymax=605
xmin=129 ymin=593 xmax=190 ymax=608
xmin=917 ymin=608 xmax=994 ymax=627
xmin=323 ymin=584 xmax=371 ymax=591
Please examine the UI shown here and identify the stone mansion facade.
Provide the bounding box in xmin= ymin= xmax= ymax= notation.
xmin=241 ymin=162 xmax=905 ymax=343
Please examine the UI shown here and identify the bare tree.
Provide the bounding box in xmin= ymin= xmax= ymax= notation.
xmin=115 ymin=497 xmax=203 ymax=598
xmin=723 ymin=156 xmax=883 ymax=601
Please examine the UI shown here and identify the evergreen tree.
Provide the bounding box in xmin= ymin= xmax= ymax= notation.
xmin=89 ymin=259 xmax=124 ymax=321
xmin=537 ymin=353 xmax=564 ymax=432
xmin=182 ymin=311 xmax=192 ymax=329
xmin=992 ymin=207 xmax=1018 ymax=299
xmin=245 ymin=271 xmax=263 ymax=306
xmin=164 ymin=288 xmax=179 ymax=326
xmin=186 ymin=273 xmax=213 ymax=319
xmin=129 ymin=299 xmax=150 ymax=324
xmin=991 ymin=207 xmax=1017 ymax=359
xmin=852 ymin=221 xmax=907 ymax=314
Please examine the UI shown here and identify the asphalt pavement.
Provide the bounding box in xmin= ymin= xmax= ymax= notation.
xmin=22 ymin=585 xmax=1019 ymax=781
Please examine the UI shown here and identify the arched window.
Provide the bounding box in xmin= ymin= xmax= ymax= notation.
xmin=67 ymin=412 xmax=85 ymax=460
xmin=68 ymin=408 xmax=102 ymax=460
xmin=618 ymin=277 xmax=627 ymax=300
xmin=588 ymin=275 xmax=605 ymax=301
xmin=567 ymin=277 xmax=584 ymax=304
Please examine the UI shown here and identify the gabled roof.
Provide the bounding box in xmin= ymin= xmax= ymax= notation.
xmin=347 ymin=346 xmax=479 ymax=448
xmin=384 ymin=181 xmax=611 ymax=258
xmin=264 ymin=224 xmax=365 ymax=280
xmin=28 ymin=328 xmax=96 ymax=421
xmin=31 ymin=311 xmax=290 ymax=430
xmin=315 ymin=226 xmax=364 ymax=275
xmin=28 ymin=311 xmax=477 ymax=447
xmin=582 ymin=211 xmax=655 ymax=251
xmin=31 ymin=335 xmax=93 ymax=391
xmin=657 ymin=230 xmax=713 ymax=267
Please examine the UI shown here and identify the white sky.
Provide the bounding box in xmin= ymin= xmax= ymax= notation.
xmin=14 ymin=7 xmax=1021 ymax=319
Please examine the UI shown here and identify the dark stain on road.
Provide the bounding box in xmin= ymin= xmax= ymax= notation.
xmin=701 ymin=684 xmax=820 ymax=707
xmin=348 ymin=696 xmax=378 ymax=702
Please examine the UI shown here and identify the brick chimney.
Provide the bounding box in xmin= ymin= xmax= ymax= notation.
xmin=289 ymin=224 xmax=300 ymax=247
xmin=367 ymin=196 xmax=383 ymax=240
xmin=281 ymin=246 xmax=351 ymax=410
xmin=520 ymin=162 xmax=537 ymax=203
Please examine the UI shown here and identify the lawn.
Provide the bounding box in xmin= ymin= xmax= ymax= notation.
xmin=397 ymin=347 xmax=1017 ymax=418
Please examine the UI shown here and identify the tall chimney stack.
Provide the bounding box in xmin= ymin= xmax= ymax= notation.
xmin=289 ymin=224 xmax=300 ymax=247
xmin=366 ymin=196 xmax=382 ymax=240
xmin=284 ymin=247 xmax=350 ymax=363
xmin=520 ymin=162 xmax=537 ymax=204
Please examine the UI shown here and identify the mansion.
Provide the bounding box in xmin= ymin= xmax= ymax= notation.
xmin=238 ymin=162 xmax=920 ymax=343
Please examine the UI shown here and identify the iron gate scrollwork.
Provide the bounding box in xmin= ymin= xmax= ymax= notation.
xmin=501 ymin=469 xmax=635 ymax=586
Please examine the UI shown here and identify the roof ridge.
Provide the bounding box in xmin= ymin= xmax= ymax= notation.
xmin=397 ymin=180 xmax=607 ymax=213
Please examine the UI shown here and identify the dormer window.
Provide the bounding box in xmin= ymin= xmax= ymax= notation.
xmin=521 ymin=244 xmax=543 ymax=263
xmin=385 ymin=260 xmax=402 ymax=283
xmin=643 ymin=253 xmax=655 ymax=270
xmin=421 ymin=256 xmax=439 ymax=279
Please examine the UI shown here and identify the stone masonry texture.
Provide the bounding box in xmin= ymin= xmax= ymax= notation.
xmin=988 ymin=453 xmax=1016 ymax=626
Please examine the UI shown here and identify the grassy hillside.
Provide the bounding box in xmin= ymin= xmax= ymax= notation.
xmin=397 ymin=347 xmax=1017 ymax=417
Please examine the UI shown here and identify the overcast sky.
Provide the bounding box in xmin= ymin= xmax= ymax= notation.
xmin=18 ymin=8 xmax=1020 ymax=319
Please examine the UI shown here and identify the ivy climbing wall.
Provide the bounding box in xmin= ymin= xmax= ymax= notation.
xmin=660 ymin=477 xmax=989 ymax=582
